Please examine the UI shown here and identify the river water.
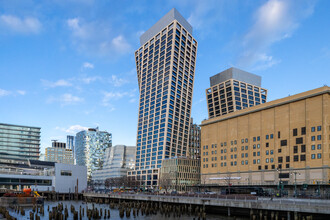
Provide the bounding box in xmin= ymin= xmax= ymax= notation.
xmin=7 ymin=200 xmax=248 ymax=220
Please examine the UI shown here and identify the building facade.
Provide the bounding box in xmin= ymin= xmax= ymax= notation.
xmin=159 ymin=157 xmax=200 ymax=192
xmin=93 ymin=145 xmax=136 ymax=184
xmin=189 ymin=118 xmax=201 ymax=159
xmin=129 ymin=8 xmax=198 ymax=188
xmin=200 ymin=86 xmax=330 ymax=187
xmin=75 ymin=127 xmax=112 ymax=180
xmin=206 ymin=67 xmax=267 ymax=119
xmin=0 ymin=160 xmax=87 ymax=193
xmin=45 ymin=141 xmax=74 ymax=164
xmin=0 ymin=123 xmax=40 ymax=163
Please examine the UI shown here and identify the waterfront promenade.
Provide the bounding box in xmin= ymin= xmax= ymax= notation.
xmin=84 ymin=192 xmax=330 ymax=216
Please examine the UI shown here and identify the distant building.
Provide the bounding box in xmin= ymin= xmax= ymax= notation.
xmin=93 ymin=145 xmax=136 ymax=185
xmin=0 ymin=159 xmax=87 ymax=193
xmin=67 ymin=135 xmax=75 ymax=158
xmin=206 ymin=67 xmax=267 ymax=118
xmin=45 ymin=141 xmax=74 ymax=164
xmin=189 ymin=118 xmax=201 ymax=159
xmin=0 ymin=123 xmax=40 ymax=163
xmin=201 ymin=86 xmax=329 ymax=188
xmin=75 ymin=127 xmax=112 ymax=180
xmin=159 ymin=157 xmax=200 ymax=192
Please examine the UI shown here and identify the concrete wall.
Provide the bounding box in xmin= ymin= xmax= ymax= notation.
xmin=54 ymin=163 xmax=87 ymax=193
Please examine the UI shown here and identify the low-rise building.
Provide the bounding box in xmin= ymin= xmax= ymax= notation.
xmin=159 ymin=157 xmax=200 ymax=192
xmin=0 ymin=160 xmax=87 ymax=193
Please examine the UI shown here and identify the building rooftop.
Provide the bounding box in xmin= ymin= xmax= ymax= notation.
xmin=140 ymin=8 xmax=192 ymax=45
xmin=201 ymin=86 xmax=330 ymax=126
xmin=209 ymin=67 xmax=261 ymax=87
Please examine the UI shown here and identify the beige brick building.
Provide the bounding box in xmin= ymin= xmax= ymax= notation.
xmin=200 ymin=86 xmax=329 ymax=187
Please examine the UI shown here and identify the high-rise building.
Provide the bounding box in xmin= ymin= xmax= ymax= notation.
xmin=206 ymin=67 xmax=267 ymax=119
xmin=0 ymin=123 xmax=40 ymax=163
xmin=45 ymin=141 xmax=74 ymax=164
xmin=93 ymin=145 xmax=136 ymax=185
xmin=67 ymin=135 xmax=75 ymax=160
xmin=75 ymin=127 xmax=112 ymax=180
xmin=189 ymin=118 xmax=201 ymax=159
xmin=200 ymin=86 xmax=329 ymax=188
xmin=128 ymin=8 xmax=198 ymax=187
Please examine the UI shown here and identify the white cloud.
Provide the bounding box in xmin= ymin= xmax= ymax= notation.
xmin=41 ymin=79 xmax=73 ymax=88
xmin=102 ymin=90 xmax=136 ymax=106
xmin=111 ymin=35 xmax=131 ymax=53
xmin=82 ymin=62 xmax=94 ymax=69
xmin=16 ymin=90 xmax=26 ymax=95
xmin=0 ymin=14 xmax=41 ymax=34
xmin=80 ymin=76 xmax=101 ymax=84
xmin=0 ymin=89 xmax=11 ymax=97
xmin=47 ymin=93 xmax=84 ymax=105
xmin=56 ymin=125 xmax=88 ymax=134
xmin=110 ymin=75 xmax=128 ymax=87
xmin=237 ymin=0 xmax=315 ymax=69
xmin=0 ymin=89 xmax=26 ymax=97
xmin=66 ymin=18 xmax=131 ymax=57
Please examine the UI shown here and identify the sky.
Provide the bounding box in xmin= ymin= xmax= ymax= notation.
xmin=0 ymin=0 xmax=329 ymax=155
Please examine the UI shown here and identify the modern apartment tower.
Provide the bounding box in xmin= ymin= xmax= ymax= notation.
xmin=75 ymin=127 xmax=112 ymax=180
xmin=45 ymin=141 xmax=74 ymax=164
xmin=129 ymin=8 xmax=198 ymax=187
xmin=206 ymin=67 xmax=267 ymax=119
xmin=0 ymin=123 xmax=40 ymax=163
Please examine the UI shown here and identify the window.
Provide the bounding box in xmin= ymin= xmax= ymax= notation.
xmin=317 ymin=126 xmax=321 ymax=131
xmin=293 ymin=128 xmax=297 ymax=136
xmin=278 ymin=131 xmax=281 ymax=138
xmin=311 ymin=127 xmax=315 ymax=132
xmin=317 ymin=144 xmax=321 ymax=149
xmin=301 ymin=127 xmax=306 ymax=135
xmin=317 ymin=135 xmax=322 ymax=140
xmin=300 ymin=155 xmax=306 ymax=161
xmin=311 ymin=154 xmax=315 ymax=159
xmin=266 ymin=142 xmax=269 ymax=147
xmin=301 ymin=145 xmax=306 ymax=153
xmin=280 ymin=140 xmax=287 ymax=146
xmin=278 ymin=157 xmax=283 ymax=163
xmin=286 ymin=156 xmax=290 ymax=162
xmin=296 ymin=137 xmax=303 ymax=144
xmin=60 ymin=170 xmax=72 ymax=176
xmin=293 ymin=146 xmax=298 ymax=154
xmin=294 ymin=155 xmax=299 ymax=162
xmin=311 ymin=145 xmax=315 ymax=150
xmin=317 ymin=153 xmax=322 ymax=159
xmin=311 ymin=136 xmax=315 ymax=141
xmin=286 ymin=164 xmax=290 ymax=168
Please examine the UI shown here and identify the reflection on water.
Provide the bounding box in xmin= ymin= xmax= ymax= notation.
xmin=7 ymin=200 xmax=248 ymax=220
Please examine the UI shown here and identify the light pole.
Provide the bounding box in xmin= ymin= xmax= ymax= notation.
xmin=290 ymin=171 xmax=300 ymax=197
xmin=277 ymin=167 xmax=282 ymax=197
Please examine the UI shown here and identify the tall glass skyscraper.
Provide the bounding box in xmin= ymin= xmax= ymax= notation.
xmin=0 ymin=123 xmax=40 ymax=163
xmin=66 ymin=135 xmax=75 ymax=160
xmin=75 ymin=127 xmax=112 ymax=180
xmin=128 ymin=8 xmax=198 ymax=187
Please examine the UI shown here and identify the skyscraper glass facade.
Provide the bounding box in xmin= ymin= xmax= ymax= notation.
xmin=129 ymin=9 xmax=197 ymax=187
xmin=93 ymin=145 xmax=136 ymax=183
xmin=75 ymin=127 xmax=112 ymax=180
xmin=66 ymin=135 xmax=75 ymax=160
xmin=0 ymin=123 xmax=40 ymax=163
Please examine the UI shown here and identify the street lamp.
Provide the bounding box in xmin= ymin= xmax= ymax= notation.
xmin=290 ymin=171 xmax=300 ymax=197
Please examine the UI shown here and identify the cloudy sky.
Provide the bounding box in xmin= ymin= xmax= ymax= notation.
xmin=0 ymin=0 xmax=329 ymax=154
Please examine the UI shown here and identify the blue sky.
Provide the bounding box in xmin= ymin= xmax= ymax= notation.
xmin=0 ymin=0 xmax=329 ymax=155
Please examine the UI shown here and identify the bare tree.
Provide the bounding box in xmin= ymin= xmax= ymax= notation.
xmin=159 ymin=173 xmax=172 ymax=193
